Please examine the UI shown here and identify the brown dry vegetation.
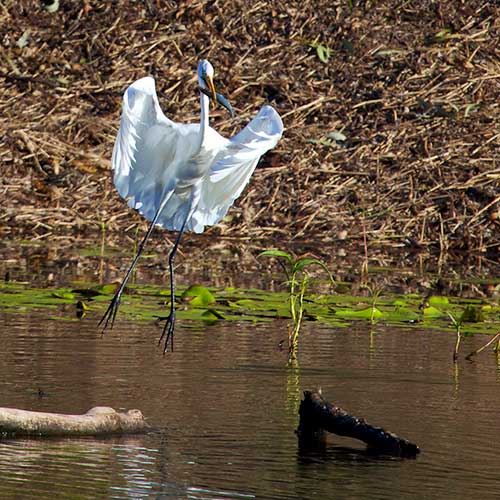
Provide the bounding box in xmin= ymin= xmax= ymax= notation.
xmin=1 ymin=0 xmax=499 ymax=262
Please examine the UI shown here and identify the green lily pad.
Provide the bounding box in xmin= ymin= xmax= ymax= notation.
xmin=199 ymin=308 xmax=225 ymax=324
xmin=92 ymin=284 xmax=118 ymax=296
xmin=181 ymin=285 xmax=215 ymax=307
xmin=428 ymin=296 xmax=449 ymax=307
xmin=335 ymin=306 xmax=383 ymax=321
xmin=393 ymin=299 xmax=408 ymax=307
xmin=423 ymin=306 xmax=446 ymax=318
xmin=385 ymin=307 xmax=420 ymax=323
xmin=1 ymin=275 xmax=499 ymax=336
xmin=51 ymin=290 xmax=75 ymax=300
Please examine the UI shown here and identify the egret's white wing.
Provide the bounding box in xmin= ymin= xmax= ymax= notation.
xmin=112 ymin=77 xmax=200 ymax=228
xmin=193 ymin=105 xmax=283 ymax=228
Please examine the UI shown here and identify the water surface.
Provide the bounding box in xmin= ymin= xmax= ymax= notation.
xmin=1 ymin=310 xmax=500 ymax=499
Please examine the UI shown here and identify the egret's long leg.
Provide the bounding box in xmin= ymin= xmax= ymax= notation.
xmin=99 ymin=197 xmax=170 ymax=333
xmin=158 ymin=210 xmax=190 ymax=353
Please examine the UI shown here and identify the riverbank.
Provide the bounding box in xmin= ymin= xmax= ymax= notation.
xmin=1 ymin=1 xmax=499 ymax=259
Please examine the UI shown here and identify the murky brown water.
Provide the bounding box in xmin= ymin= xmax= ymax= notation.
xmin=1 ymin=309 xmax=500 ymax=499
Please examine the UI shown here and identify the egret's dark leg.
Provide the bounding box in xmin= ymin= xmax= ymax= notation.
xmin=99 ymin=199 xmax=169 ymax=333
xmin=158 ymin=211 xmax=190 ymax=353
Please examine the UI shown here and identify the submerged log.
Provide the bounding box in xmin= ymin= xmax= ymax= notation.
xmin=297 ymin=390 xmax=420 ymax=458
xmin=0 ymin=406 xmax=149 ymax=437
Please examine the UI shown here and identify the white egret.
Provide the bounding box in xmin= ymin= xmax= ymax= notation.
xmin=99 ymin=59 xmax=283 ymax=352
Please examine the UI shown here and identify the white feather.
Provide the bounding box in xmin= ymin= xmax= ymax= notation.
xmin=112 ymin=75 xmax=283 ymax=234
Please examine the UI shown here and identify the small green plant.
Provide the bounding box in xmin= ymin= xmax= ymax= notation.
xmin=447 ymin=311 xmax=463 ymax=361
xmin=361 ymin=285 xmax=383 ymax=324
xmin=259 ymin=250 xmax=334 ymax=362
xmin=308 ymin=37 xmax=332 ymax=63
xmin=464 ymin=103 xmax=480 ymax=118
xmin=432 ymin=28 xmax=459 ymax=44
xmin=445 ymin=304 xmax=488 ymax=361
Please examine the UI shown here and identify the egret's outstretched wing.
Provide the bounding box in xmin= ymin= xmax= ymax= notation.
xmin=194 ymin=105 xmax=283 ymax=228
xmin=112 ymin=77 xmax=196 ymax=225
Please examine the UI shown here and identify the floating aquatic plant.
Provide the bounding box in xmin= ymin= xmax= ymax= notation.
xmin=0 ymin=279 xmax=498 ymax=362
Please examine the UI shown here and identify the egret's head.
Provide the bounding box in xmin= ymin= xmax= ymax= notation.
xmin=197 ymin=59 xmax=216 ymax=101
xmin=197 ymin=59 xmax=235 ymax=117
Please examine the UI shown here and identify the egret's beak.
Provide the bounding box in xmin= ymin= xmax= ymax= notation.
xmin=205 ymin=75 xmax=217 ymax=102
xmin=199 ymin=87 xmax=235 ymax=117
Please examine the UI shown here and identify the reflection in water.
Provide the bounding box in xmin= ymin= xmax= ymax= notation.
xmin=1 ymin=238 xmax=499 ymax=302
xmin=285 ymin=362 xmax=302 ymax=417
xmin=0 ymin=436 xmax=160 ymax=498
xmin=1 ymin=311 xmax=500 ymax=499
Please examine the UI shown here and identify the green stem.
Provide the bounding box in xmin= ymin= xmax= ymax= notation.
xmin=288 ymin=275 xmax=307 ymax=361
xmin=453 ymin=327 xmax=461 ymax=361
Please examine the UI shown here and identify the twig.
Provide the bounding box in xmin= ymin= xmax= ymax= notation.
xmin=465 ymin=330 xmax=500 ymax=361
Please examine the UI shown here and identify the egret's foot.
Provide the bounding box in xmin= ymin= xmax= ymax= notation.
xmin=99 ymin=294 xmax=121 ymax=333
xmin=158 ymin=310 xmax=175 ymax=353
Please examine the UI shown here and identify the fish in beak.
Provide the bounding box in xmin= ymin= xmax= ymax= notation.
xmin=200 ymin=85 xmax=235 ymax=117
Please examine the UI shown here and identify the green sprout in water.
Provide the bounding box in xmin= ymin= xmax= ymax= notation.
xmin=361 ymin=284 xmax=383 ymax=324
xmin=447 ymin=311 xmax=463 ymax=362
xmin=259 ymin=250 xmax=334 ymax=362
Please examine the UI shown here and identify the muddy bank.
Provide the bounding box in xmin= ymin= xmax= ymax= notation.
xmin=1 ymin=1 xmax=498 ymax=259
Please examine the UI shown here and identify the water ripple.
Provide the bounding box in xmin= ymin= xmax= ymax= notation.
xmin=1 ymin=312 xmax=500 ymax=499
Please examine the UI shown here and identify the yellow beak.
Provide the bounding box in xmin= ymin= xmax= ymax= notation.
xmin=205 ymin=75 xmax=217 ymax=102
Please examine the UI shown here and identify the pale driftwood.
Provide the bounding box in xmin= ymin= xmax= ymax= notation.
xmin=0 ymin=407 xmax=149 ymax=437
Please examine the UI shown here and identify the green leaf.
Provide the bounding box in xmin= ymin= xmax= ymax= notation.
xmin=76 ymin=300 xmax=89 ymax=311
xmin=433 ymin=28 xmax=457 ymax=43
xmin=464 ymin=103 xmax=479 ymax=117
xmin=258 ymin=250 xmax=293 ymax=263
xmin=423 ymin=306 xmax=445 ymax=318
xmin=181 ymin=285 xmax=215 ymax=307
xmin=293 ymin=258 xmax=329 ymax=273
xmin=335 ymin=306 xmax=383 ymax=320
xmin=202 ymin=308 xmax=225 ymax=320
xmin=428 ymin=296 xmax=449 ymax=307
xmin=393 ymin=299 xmax=407 ymax=307
xmin=292 ymin=258 xmax=334 ymax=286
xmin=386 ymin=307 xmax=420 ymax=323
xmin=93 ymin=284 xmax=118 ymax=295
xmin=234 ymin=298 xmax=287 ymax=313
xmin=305 ymin=138 xmax=333 ymax=147
xmin=51 ymin=290 xmax=75 ymax=300
xmin=460 ymin=305 xmax=484 ymax=323
xmin=316 ymin=44 xmax=331 ymax=63
xmin=200 ymin=308 xmax=225 ymax=324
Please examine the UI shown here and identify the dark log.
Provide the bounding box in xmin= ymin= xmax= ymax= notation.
xmin=0 ymin=406 xmax=149 ymax=437
xmin=297 ymin=390 xmax=420 ymax=458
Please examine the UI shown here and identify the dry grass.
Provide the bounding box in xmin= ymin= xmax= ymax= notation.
xmin=1 ymin=0 xmax=499 ymax=260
